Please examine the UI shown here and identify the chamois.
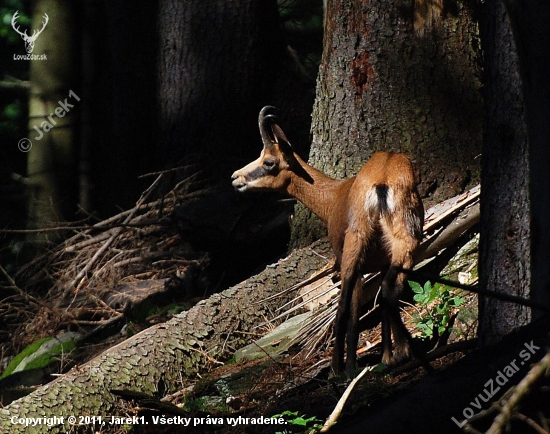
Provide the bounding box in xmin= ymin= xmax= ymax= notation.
xmin=231 ymin=106 xmax=424 ymax=375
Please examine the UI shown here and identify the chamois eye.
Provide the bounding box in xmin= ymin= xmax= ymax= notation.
xmin=263 ymin=158 xmax=277 ymax=170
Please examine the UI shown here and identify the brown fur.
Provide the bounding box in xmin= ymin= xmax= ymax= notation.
xmin=232 ymin=107 xmax=424 ymax=375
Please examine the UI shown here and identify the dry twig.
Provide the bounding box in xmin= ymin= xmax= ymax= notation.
xmin=319 ymin=365 xmax=376 ymax=432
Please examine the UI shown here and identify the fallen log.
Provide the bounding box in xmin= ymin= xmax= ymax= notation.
xmin=0 ymin=240 xmax=334 ymax=433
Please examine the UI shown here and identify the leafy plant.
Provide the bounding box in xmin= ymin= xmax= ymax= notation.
xmin=272 ymin=410 xmax=323 ymax=434
xmin=409 ymin=280 xmax=465 ymax=339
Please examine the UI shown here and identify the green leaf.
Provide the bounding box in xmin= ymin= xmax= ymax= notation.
xmin=413 ymin=294 xmax=425 ymax=303
xmin=424 ymin=328 xmax=433 ymax=337
xmin=453 ymin=297 xmax=465 ymax=306
xmin=289 ymin=416 xmax=314 ymax=427
xmin=409 ymin=281 xmax=423 ymax=293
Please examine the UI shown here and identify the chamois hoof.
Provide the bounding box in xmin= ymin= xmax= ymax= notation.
xmin=382 ymin=344 xmax=411 ymax=366
xmin=381 ymin=353 xmax=397 ymax=367
xmin=393 ymin=343 xmax=412 ymax=364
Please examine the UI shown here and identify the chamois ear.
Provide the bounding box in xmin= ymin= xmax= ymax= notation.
xmin=271 ymin=121 xmax=313 ymax=184
xmin=271 ymin=123 xmax=295 ymax=159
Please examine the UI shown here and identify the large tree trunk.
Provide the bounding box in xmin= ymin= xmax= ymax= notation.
xmin=86 ymin=2 xmax=159 ymax=215
xmin=291 ymin=0 xmax=483 ymax=247
xmin=26 ymin=0 xmax=78 ymax=239
xmin=0 ymin=240 xmax=333 ymax=433
xmin=68 ymin=0 xmax=284 ymax=218
xmin=478 ymin=1 xmax=530 ymax=345
xmin=157 ymin=0 xmax=284 ymax=178
xmin=502 ymin=1 xmax=550 ymax=316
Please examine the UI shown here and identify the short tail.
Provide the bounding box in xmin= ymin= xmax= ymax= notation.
xmin=374 ymin=184 xmax=393 ymax=216
xmin=369 ymin=184 xmax=423 ymax=240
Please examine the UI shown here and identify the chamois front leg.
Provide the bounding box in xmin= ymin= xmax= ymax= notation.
xmin=345 ymin=278 xmax=363 ymax=373
xmin=331 ymin=230 xmax=366 ymax=376
xmin=331 ymin=275 xmax=353 ymax=376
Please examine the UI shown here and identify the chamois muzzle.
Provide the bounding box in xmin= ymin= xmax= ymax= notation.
xmin=231 ymin=172 xmax=247 ymax=192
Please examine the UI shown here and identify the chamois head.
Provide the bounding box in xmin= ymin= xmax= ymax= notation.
xmin=232 ymin=106 xmax=298 ymax=193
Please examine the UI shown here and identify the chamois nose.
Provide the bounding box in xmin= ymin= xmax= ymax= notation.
xmin=231 ymin=172 xmax=245 ymax=190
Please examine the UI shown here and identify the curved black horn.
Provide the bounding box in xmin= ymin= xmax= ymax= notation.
xmin=259 ymin=106 xmax=280 ymax=148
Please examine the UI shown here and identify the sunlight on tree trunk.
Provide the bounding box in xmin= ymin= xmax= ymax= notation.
xmin=26 ymin=0 xmax=78 ymax=240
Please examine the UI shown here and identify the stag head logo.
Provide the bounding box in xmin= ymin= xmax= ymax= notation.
xmin=11 ymin=11 xmax=49 ymax=54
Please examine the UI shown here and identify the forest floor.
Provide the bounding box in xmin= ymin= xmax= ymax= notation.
xmin=8 ymin=179 xmax=548 ymax=434
xmin=194 ymin=332 xmax=474 ymax=434
xmin=117 ymin=294 xmax=479 ymax=434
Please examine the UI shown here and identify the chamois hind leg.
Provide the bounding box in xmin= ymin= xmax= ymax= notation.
xmin=381 ymin=236 xmax=417 ymax=365
xmin=383 ymin=265 xmax=412 ymax=364
xmin=331 ymin=230 xmax=366 ymax=376
xmin=380 ymin=265 xmax=400 ymax=366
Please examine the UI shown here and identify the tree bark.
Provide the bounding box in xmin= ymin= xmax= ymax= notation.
xmin=0 ymin=240 xmax=333 ymax=433
xmin=291 ymin=0 xmax=483 ymax=247
xmin=39 ymin=0 xmax=284 ymax=218
xmin=478 ymin=1 xmax=530 ymax=345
